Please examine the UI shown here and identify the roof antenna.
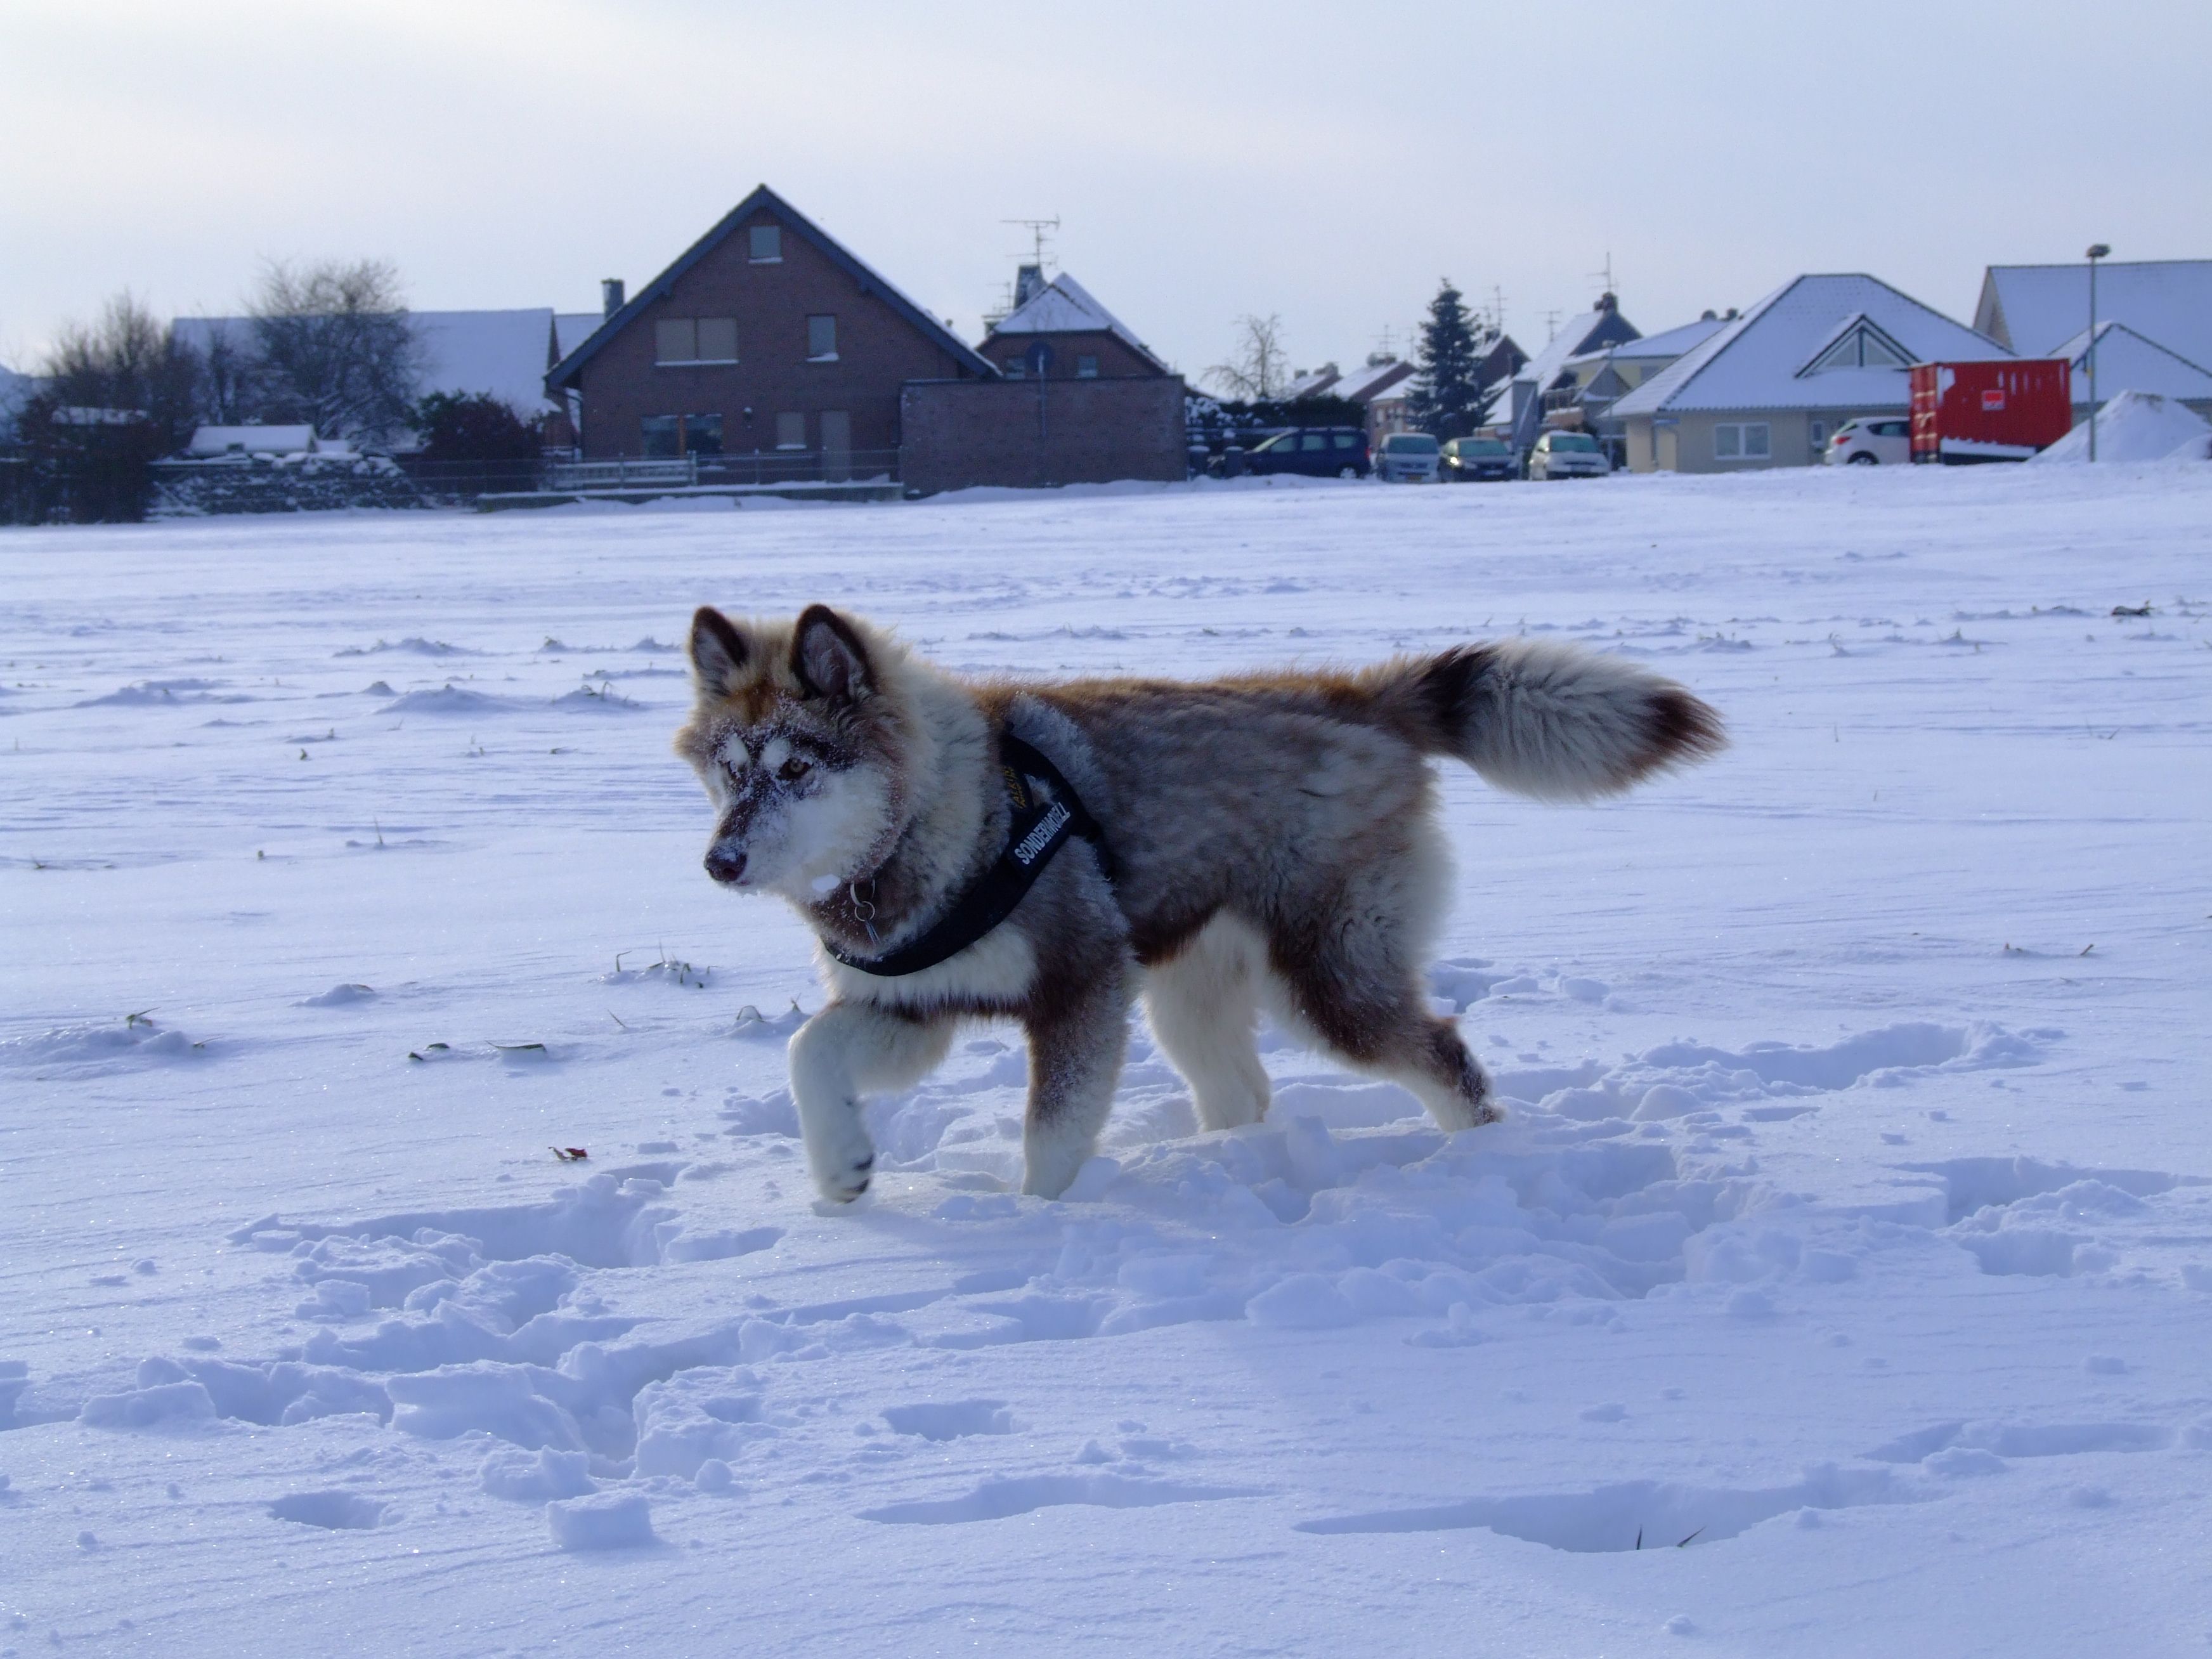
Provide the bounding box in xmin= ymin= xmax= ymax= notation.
xmin=1003 ymin=216 xmax=1061 ymax=273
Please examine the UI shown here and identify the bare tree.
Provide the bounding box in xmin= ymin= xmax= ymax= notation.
xmin=16 ymin=290 xmax=197 ymax=521
xmin=1204 ymin=313 xmax=1291 ymax=400
xmin=249 ymin=257 xmax=422 ymax=443
xmin=39 ymin=290 xmax=199 ymax=448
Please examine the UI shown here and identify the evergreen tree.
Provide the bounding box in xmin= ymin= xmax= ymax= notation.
xmin=1407 ymin=278 xmax=1495 ymax=441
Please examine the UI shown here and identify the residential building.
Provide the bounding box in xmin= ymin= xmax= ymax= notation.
xmin=546 ymin=183 xmax=993 ymax=467
xmin=1283 ymin=363 xmax=1343 ymax=400
xmin=977 ymin=268 xmax=1171 ymax=381
xmin=1544 ymin=314 xmax=1730 ymax=463
xmin=1975 ymin=259 xmax=2212 ymax=367
xmin=1611 ymin=273 xmax=2010 ymax=473
xmin=1504 ymin=294 xmax=1641 ymax=455
xmin=2047 ymin=322 xmax=2212 ymax=419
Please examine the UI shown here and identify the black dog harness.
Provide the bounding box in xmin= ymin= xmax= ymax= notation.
xmin=824 ymin=734 xmax=1107 ymax=978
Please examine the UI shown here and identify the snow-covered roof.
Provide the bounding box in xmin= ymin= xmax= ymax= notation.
xmin=188 ymin=424 xmax=318 ymax=455
xmin=174 ymin=309 xmax=566 ymax=416
xmin=1613 ymin=274 xmax=2008 ymax=417
xmin=983 ymin=273 xmax=1169 ymax=372
xmin=1508 ymin=303 xmax=1641 ymax=446
xmin=1334 ymin=358 xmax=1414 ymax=403
xmin=554 ymin=313 xmax=601 ymax=361
xmin=1284 ymin=363 xmax=1341 ymax=400
xmin=2048 ymin=322 xmax=2212 ymax=405
xmin=1977 ymin=260 xmax=2212 ymax=366
xmin=1599 ymin=315 xmax=1727 ymax=362
xmin=1513 ymin=304 xmax=1638 ymax=391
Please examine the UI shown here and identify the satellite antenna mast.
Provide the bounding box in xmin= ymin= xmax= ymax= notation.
xmin=1589 ymin=251 xmax=1617 ymax=297
xmin=1002 ymin=216 xmax=1061 ymax=271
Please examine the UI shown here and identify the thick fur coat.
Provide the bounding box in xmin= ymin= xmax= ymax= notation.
xmin=676 ymin=604 xmax=1725 ymax=1204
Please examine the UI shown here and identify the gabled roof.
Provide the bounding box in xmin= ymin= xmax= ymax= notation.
xmin=1613 ymin=273 xmax=2008 ymax=417
xmin=1334 ymin=358 xmax=1415 ymax=402
xmin=1594 ymin=315 xmax=1727 ymax=363
xmin=553 ymin=313 xmax=601 ymax=363
xmin=2048 ymin=321 xmax=2212 ymax=403
xmin=175 ymin=309 xmax=565 ymax=415
xmin=981 ymin=273 xmax=1169 ymax=372
xmin=1509 ymin=302 xmax=1639 ymax=446
xmin=1795 ymin=311 xmax=1916 ymax=376
xmin=547 ymin=185 xmax=994 ymax=391
xmin=1977 ymin=260 xmax=2212 ymax=366
xmin=1284 ymin=363 xmax=1341 ymax=400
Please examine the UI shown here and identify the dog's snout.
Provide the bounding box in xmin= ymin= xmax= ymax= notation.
xmin=703 ymin=847 xmax=748 ymax=885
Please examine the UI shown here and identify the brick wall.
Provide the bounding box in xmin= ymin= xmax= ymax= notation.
xmin=900 ymin=377 xmax=1187 ymax=493
xmin=576 ymin=206 xmax=976 ymax=460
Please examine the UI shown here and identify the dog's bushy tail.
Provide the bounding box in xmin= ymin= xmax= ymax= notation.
xmin=1362 ymin=639 xmax=1726 ymax=802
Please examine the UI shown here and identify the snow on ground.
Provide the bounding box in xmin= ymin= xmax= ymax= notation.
xmin=2031 ymin=388 xmax=2212 ymax=465
xmin=3 ymin=464 xmax=2211 ymax=1656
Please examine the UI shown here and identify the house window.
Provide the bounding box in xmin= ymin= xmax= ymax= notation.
xmin=775 ymin=412 xmax=805 ymax=450
xmin=1714 ymin=421 xmax=1770 ymax=461
xmin=1076 ymin=355 xmax=1098 ymax=379
xmin=641 ymin=415 xmax=680 ymax=458
xmin=749 ymin=224 xmax=781 ymax=263
xmin=655 ymin=317 xmax=737 ymax=365
xmin=696 ymin=318 xmax=738 ymax=362
xmin=640 ymin=413 xmax=722 ymax=457
xmin=807 ymin=315 xmax=838 ymax=361
xmin=1002 ymin=358 xmax=1026 ymax=380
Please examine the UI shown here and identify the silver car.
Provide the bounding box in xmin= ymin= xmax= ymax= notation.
xmin=1528 ymin=431 xmax=1610 ymax=479
xmin=1374 ymin=432 xmax=1440 ymax=482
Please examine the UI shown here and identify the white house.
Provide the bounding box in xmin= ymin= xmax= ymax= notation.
xmin=1975 ymin=260 xmax=2212 ymax=367
xmin=1611 ymin=274 xmax=2008 ymax=473
xmin=2045 ymin=322 xmax=2212 ymax=419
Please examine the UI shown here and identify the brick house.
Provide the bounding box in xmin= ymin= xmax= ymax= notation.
xmin=976 ymin=267 xmax=1171 ymax=381
xmin=547 ymin=185 xmax=993 ymax=471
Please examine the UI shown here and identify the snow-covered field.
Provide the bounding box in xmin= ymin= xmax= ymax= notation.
xmin=4 ymin=463 xmax=2210 ymax=1656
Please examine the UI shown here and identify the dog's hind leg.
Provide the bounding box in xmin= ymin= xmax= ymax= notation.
xmin=788 ymin=1001 xmax=955 ymax=1202
xmin=1265 ymin=852 xmax=1500 ymax=1134
xmin=1143 ymin=914 xmax=1272 ymax=1131
xmin=1020 ymin=961 xmax=1135 ymax=1200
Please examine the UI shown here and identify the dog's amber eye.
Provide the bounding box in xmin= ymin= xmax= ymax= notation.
xmin=778 ymin=757 xmax=811 ymax=783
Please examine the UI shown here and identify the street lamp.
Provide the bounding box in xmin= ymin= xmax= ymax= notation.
xmin=2086 ymin=243 xmax=2111 ymax=462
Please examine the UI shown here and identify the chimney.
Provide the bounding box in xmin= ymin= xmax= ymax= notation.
xmin=1013 ymin=264 xmax=1046 ymax=308
xmin=601 ymin=278 xmax=626 ymax=318
xmin=1596 ymin=291 xmax=1617 ymax=312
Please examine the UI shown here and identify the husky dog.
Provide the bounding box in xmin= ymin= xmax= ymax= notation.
xmin=677 ymin=604 xmax=1724 ymax=1205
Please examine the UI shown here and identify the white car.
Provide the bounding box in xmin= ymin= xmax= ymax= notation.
xmin=1374 ymin=432 xmax=1440 ymax=482
xmin=1528 ymin=430 xmax=1609 ymax=479
xmin=1825 ymin=417 xmax=1911 ymax=465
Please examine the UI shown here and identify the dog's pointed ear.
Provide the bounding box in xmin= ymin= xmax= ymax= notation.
xmin=689 ymin=606 xmax=750 ymax=694
xmin=791 ymin=604 xmax=872 ymax=705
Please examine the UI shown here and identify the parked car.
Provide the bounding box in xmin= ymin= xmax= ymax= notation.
xmin=1374 ymin=432 xmax=1440 ymax=482
xmin=1527 ymin=430 xmax=1609 ymax=479
xmin=1825 ymin=416 xmax=1911 ymax=465
xmin=1440 ymin=436 xmax=1514 ymax=481
xmin=1225 ymin=427 xmax=1370 ymax=479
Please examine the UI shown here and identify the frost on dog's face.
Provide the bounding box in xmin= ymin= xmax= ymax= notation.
xmin=674 ymin=605 xmax=902 ymax=899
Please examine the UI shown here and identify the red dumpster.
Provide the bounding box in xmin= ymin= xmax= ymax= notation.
xmin=1909 ymin=360 xmax=2072 ymax=464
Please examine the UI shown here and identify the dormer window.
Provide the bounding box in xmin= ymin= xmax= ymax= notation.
xmin=1799 ymin=315 xmax=1914 ymax=376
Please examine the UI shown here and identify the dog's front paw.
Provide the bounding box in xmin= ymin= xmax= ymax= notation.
xmin=800 ymin=1107 xmax=877 ymax=1204
xmin=817 ymin=1149 xmax=875 ymax=1204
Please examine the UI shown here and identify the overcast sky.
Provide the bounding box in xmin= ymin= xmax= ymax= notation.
xmin=5 ymin=0 xmax=2208 ymax=379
